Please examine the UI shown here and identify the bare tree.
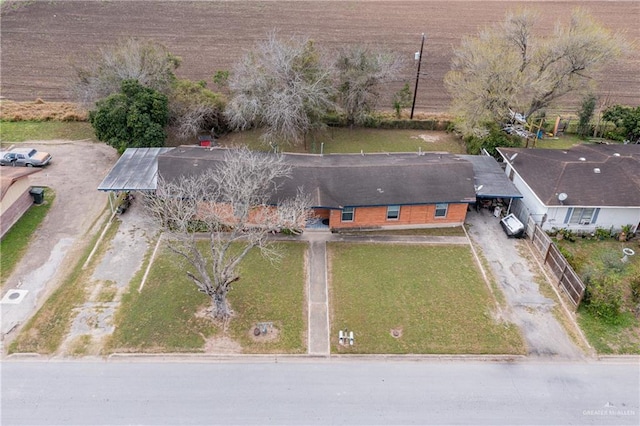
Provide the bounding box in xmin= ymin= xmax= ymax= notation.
xmin=143 ymin=147 xmax=311 ymax=321
xmin=334 ymin=45 xmax=406 ymax=126
xmin=445 ymin=8 xmax=627 ymax=136
xmin=224 ymin=32 xmax=334 ymax=147
xmin=70 ymin=38 xmax=180 ymax=106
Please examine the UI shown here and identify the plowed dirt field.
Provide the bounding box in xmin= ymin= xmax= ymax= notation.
xmin=1 ymin=1 xmax=638 ymax=113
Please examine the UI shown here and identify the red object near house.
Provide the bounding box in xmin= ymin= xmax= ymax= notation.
xmin=198 ymin=135 xmax=211 ymax=147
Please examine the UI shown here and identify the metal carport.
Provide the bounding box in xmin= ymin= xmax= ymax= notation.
xmin=98 ymin=147 xmax=174 ymax=212
xmin=458 ymin=154 xmax=522 ymax=214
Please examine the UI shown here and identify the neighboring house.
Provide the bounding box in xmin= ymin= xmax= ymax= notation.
xmin=158 ymin=147 xmax=478 ymax=230
xmin=0 ymin=167 xmax=41 ymax=238
xmin=497 ymin=144 xmax=640 ymax=234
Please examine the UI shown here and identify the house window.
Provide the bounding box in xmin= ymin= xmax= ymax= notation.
xmin=568 ymin=208 xmax=596 ymax=225
xmin=387 ymin=205 xmax=400 ymax=220
xmin=435 ymin=203 xmax=448 ymax=218
xmin=341 ymin=207 xmax=354 ymax=222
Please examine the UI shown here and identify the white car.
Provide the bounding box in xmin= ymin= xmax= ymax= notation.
xmin=0 ymin=148 xmax=52 ymax=167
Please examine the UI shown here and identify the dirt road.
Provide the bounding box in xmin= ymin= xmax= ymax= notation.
xmin=1 ymin=140 xmax=118 ymax=342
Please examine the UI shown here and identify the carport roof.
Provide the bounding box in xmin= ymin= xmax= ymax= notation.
xmin=98 ymin=147 xmax=174 ymax=192
xmin=457 ymin=155 xmax=522 ymax=199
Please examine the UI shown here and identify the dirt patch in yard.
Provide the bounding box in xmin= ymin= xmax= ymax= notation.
xmin=204 ymin=335 xmax=242 ymax=354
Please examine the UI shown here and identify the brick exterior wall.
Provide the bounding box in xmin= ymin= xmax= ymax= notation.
xmin=312 ymin=208 xmax=331 ymax=219
xmin=328 ymin=203 xmax=468 ymax=230
xmin=1 ymin=190 xmax=33 ymax=239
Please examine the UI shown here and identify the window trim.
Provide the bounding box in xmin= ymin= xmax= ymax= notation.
xmin=341 ymin=207 xmax=354 ymax=222
xmin=567 ymin=207 xmax=597 ymax=225
xmin=434 ymin=203 xmax=448 ymax=218
xmin=386 ymin=205 xmax=400 ymax=221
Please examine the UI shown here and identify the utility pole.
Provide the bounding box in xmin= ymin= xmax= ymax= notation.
xmin=410 ymin=33 xmax=426 ymax=120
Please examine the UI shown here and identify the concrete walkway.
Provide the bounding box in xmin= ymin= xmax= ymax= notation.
xmin=307 ymin=236 xmax=330 ymax=355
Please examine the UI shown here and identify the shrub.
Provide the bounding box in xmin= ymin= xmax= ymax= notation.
xmin=557 ymin=228 xmax=577 ymax=242
xmin=582 ymin=273 xmax=625 ymax=324
xmin=594 ymin=226 xmax=613 ymax=240
xmin=630 ymin=274 xmax=640 ymax=305
xmin=598 ymin=250 xmax=627 ymax=274
xmin=463 ymin=123 xmax=522 ymax=156
xmin=557 ymin=244 xmax=586 ymax=271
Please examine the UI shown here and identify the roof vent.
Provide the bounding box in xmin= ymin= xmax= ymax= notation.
xmin=594 ymin=168 xmax=601 ymax=174
xmin=613 ymin=153 xmax=621 ymax=157
xmin=579 ymin=157 xmax=586 ymax=161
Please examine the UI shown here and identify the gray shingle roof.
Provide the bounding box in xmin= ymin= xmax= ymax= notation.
xmin=158 ymin=147 xmax=477 ymax=208
xmin=498 ymin=144 xmax=640 ymax=207
xmin=458 ymin=155 xmax=522 ymax=199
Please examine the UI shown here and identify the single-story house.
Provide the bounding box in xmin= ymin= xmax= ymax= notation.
xmin=497 ymin=144 xmax=640 ymax=234
xmin=0 ymin=167 xmax=41 ymax=238
xmin=99 ymin=146 xmax=521 ymax=231
xmin=158 ymin=147 xmax=518 ymax=230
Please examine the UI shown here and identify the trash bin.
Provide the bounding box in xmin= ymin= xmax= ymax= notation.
xmin=29 ymin=187 xmax=45 ymax=205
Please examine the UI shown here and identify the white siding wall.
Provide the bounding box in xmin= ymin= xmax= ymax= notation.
xmin=585 ymin=208 xmax=639 ymax=233
xmin=504 ymin=163 xmax=549 ymax=224
xmin=539 ymin=206 xmax=640 ymax=233
xmin=541 ymin=206 xmax=570 ymax=231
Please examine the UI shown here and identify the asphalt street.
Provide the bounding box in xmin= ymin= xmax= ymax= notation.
xmin=2 ymin=360 xmax=638 ymax=425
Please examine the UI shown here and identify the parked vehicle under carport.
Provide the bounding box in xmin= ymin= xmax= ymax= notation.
xmin=500 ymin=213 xmax=525 ymax=238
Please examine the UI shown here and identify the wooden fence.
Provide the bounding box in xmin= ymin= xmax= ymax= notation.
xmin=527 ymin=218 xmax=586 ymax=306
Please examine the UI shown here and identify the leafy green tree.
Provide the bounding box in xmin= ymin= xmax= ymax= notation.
xmin=89 ymin=79 xmax=168 ymax=152
xmin=602 ymin=105 xmax=640 ymax=142
xmin=577 ymin=93 xmax=597 ymax=138
xmin=393 ymin=83 xmax=412 ymax=118
xmin=445 ymin=8 xmax=627 ymax=137
xmin=168 ymin=79 xmax=227 ymax=140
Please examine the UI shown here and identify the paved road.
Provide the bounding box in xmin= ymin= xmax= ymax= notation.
xmin=2 ymin=360 xmax=638 ymax=425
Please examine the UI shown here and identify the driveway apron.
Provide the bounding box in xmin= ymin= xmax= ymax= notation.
xmin=466 ymin=209 xmax=584 ymax=359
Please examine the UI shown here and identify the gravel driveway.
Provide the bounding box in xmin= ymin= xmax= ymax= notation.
xmin=1 ymin=140 xmax=118 ymax=344
xmin=466 ymin=209 xmax=585 ymax=359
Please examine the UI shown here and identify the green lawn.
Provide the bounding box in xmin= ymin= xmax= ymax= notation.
xmin=106 ymin=241 xmax=307 ymax=353
xmin=219 ymin=128 xmax=466 ymax=154
xmin=1 ymin=188 xmax=54 ymax=287
xmin=578 ymin=308 xmax=639 ymax=354
xmin=328 ymin=243 xmax=525 ymax=354
xmin=0 ymin=121 xmax=94 ymax=142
